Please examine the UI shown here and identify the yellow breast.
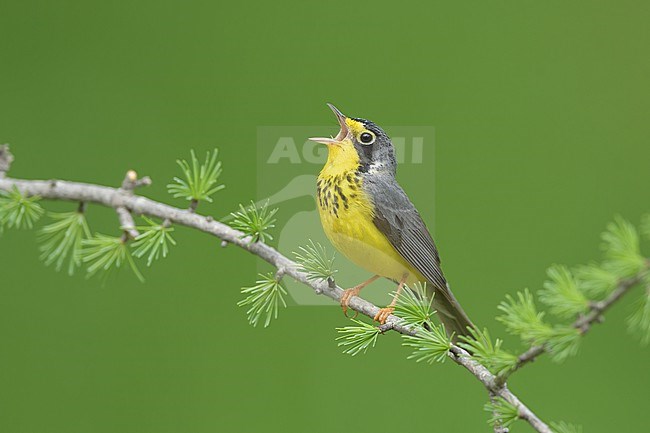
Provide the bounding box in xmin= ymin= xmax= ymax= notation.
xmin=317 ymin=168 xmax=420 ymax=284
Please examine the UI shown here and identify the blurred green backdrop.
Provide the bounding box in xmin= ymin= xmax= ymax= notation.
xmin=1 ymin=1 xmax=649 ymax=432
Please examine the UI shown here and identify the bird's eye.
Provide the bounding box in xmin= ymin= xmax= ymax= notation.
xmin=359 ymin=131 xmax=375 ymax=145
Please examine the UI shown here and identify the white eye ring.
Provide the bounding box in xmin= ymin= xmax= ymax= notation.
xmin=359 ymin=131 xmax=376 ymax=145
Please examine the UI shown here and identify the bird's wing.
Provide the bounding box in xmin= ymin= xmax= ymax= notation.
xmin=367 ymin=174 xmax=475 ymax=336
xmin=367 ymin=175 xmax=448 ymax=293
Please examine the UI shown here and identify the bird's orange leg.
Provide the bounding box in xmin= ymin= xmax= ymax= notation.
xmin=374 ymin=273 xmax=409 ymax=324
xmin=341 ymin=275 xmax=380 ymax=318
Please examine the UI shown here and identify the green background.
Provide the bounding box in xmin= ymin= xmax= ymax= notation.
xmin=1 ymin=1 xmax=649 ymax=432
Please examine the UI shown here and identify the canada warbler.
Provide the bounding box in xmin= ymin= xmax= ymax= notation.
xmin=309 ymin=104 xmax=474 ymax=337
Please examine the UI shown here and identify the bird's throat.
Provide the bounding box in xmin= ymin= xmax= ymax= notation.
xmin=320 ymin=143 xmax=360 ymax=178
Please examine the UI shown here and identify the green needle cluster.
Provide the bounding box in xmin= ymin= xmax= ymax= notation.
xmin=294 ymin=240 xmax=337 ymax=282
xmin=38 ymin=210 xmax=91 ymax=275
xmin=167 ymin=149 xmax=225 ymax=205
xmin=458 ymin=327 xmax=518 ymax=376
xmin=132 ymin=217 xmax=177 ymax=266
xmin=484 ymin=397 xmax=519 ymax=429
xmin=393 ymin=282 xmax=435 ymax=327
xmin=230 ymin=200 xmax=277 ymax=244
xmin=401 ymin=323 xmax=452 ymax=364
xmin=82 ymin=233 xmax=144 ymax=282
xmin=335 ymin=319 xmax=380 ymax=356
xmin=238 ymin=273 xmax=287 ymax=327
xmin=0 ymin=186 xmax=43 ymax=231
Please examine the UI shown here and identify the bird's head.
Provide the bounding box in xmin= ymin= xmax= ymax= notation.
xmin=310 ymin=104 xmax=396 ymax=175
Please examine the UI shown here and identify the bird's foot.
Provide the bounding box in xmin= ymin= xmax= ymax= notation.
xmin=374 ymin=306 xmax=395 ymax=324
xmin=340 ymin=286 xmax=363 ymax=318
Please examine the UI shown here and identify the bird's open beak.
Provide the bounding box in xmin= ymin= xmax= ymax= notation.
xmin=309 ymin=103 xmax=349 ymax=145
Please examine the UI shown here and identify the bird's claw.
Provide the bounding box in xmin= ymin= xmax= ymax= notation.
xmin=340 ymin=287 xmax=361 ymax=319
xmin=373 ymin=307 xmax=395 ymax=324
xmin=343 ymin=308 xmax=359 ymax=319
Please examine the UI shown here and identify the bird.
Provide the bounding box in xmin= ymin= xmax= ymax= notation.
xmin=309 ymin=103 xmax=475 ymax=338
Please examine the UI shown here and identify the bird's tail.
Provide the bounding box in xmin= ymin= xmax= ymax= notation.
xmin=427 ymin=282 xmax=475 ymax=341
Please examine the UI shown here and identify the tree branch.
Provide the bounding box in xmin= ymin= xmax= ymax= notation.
xmin=115 ymin=170 xmax=152 ymax=240
xmin=116 ymin=206 xmax=140 ymax=240
xmin=575 ymin=273 xmax=646 ymax=332
xmin=449 ymin=346 xmax=552 ymax=432
xmin=0 ymin=174 xmax=415 ymax=328
xmin=0 ymin=144 xmax=14 ymax=178
xmin=0 ymin=155 xmax=553 ymax=431
xmin=498 ymin=271 xmax=648 ymax=383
